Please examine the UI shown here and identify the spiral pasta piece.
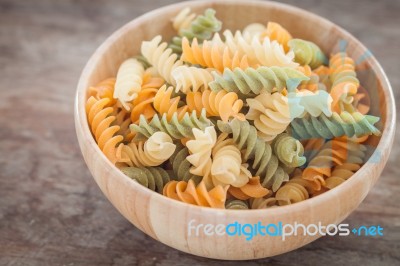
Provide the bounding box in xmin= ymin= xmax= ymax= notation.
xmin=287 ymin=90 xmax=333 ymax=118
xmin=352 ymin=85 xmax=371 ymax=115
xmin=219 ymin=30 xmax=298 ymax=67
xmin=209 ymin=133 xmax=249 ymax=187
xmin=163 ymin=180 xmax=228 ymax=209
xmin=302 ymin=138 xmax=325 ymax=162
xmin=169 ymin=8 xmax=222 ymax=54
xmin=186 ymin=126 xmax=217 ymax=177
xmin=242 ymin=22 xmax=292 ymax=52
xmin=113 ymin=58 xmax=144 ymax=110
xmin=290 ymin=111 xmax=381 ymax=140
xmin=301 ymin=144 xmax=342 ymax=190
xmin=246 ymin=91 xmax=303 ymax=141
xmin=242 ymin=23 xmax=266 ymax=36
xmin=130 ymin=75 xmax=164 ymax=124
xmin=86 ymin=97 xmax=123 ymax=164
xmin=172 ymin=7 xmax=196 ymax=35
xmin=181 ymin=37 xmax=250 ymax=72
xmin=121 ymin=167 xmax=171 ymax=193
xmin=272 ymin=133 xmax=306 ymax=167
xmin=249 ymin=193 xmax=278 ymax=209
xmin=141 ymin=35 xmax=183 ymax=85
xmin=275 ymin=181 xmax=309 ymax=206
xmin=275 ymin=168 xmax=329 ymax=205
xmin=153 ymin=85 xmax=188 ymax=121
xmin=324 ymin=163 xmax=361 ymax=189
xmin=262 ymin=22 xmax=292 ymax=52
xmin=169 ymin=143 xmax=202 ymax=184
xmin=288 ymin=39 xmax=328 ymax=69
xmin=134 ymin=55 xmax=151 ymax=69
xmin=225 ymin=199 xmax=249 ymax=210
xmin=116 ymin=132 xmax=176 ymax=167
xmin=131 ymin=109 xmax=213 ymax=141
xmin=88 ymin=78 xmax=117 ymax=105
xmin=171 ymin=65 xmax=213 ymax=94
xmin=209 ymin=66 xmax=309 ymax=99
xmin=112 ymin=104 xmax=133 ymax=142
xmin=186 ymin=89 xmax=245 ymax=122
xmin=289 ymin=168 xmax=322 ymax=194
xmin=314 ymin=65 xmax=331 ymax=89
xmin=300 ymin=137 xmax=365 ymax=189
xmin=88 ymin=79 xmax=133 ymax=142
xmin=217 ymin=119 xmax=289 ymax=192
xmin=296 ymin=65 xmax=322 ymax=92
xmin=331 ymin=137 xmax=367 ymax=164
xmin=228 ymin=176 xmax=269 ymax=200
xmin=329 ymin=52 xmax=360 ymax=112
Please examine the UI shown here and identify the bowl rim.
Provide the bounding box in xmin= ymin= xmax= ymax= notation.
xmin=75 ymin=0 xmax=396 ymax=215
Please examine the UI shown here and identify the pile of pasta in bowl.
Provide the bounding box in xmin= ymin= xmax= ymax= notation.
xmin=86 ymin=8 xmax=381 ymax=210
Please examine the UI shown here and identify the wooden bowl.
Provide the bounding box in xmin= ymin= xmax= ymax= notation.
xmin=74 ymin=0 xmax=395 ymax=260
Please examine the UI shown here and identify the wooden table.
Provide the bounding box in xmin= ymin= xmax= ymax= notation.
xmin=1 ymin=0 xmax=399 ymax=265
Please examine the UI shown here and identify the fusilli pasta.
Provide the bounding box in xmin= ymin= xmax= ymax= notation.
xmin=290 ymin=111 xmax=381 ymax=140
xmin=225 ymin=199 xmax=249 ymax=209
xmin=141 ymin=35 xmax=183 ymax=85
xmin=288 ymin=39 xmax=328 ymax=69
xmin=209 ymin=133 xmax=249 ymax=187
xmin=246 ymin=91 xmax=303 ymax=141
xmin=249 ymin=193 xmax=278 ymax=209
xmin=272 ymin=133 xmax=306 ymax=167
xmin=181 ymin=37 xmax=250 ymax=72
xmin=172 ymin=7 xmax=196 ymax=35
xmin=217 ymin=119 xmax=289 ymax=191
xmin=262 ymin=22 xmax=292 ymax=52
xmin=114 ymin=58 xmax=144 ymax=110
xmin=116 ymin=132 xmax=176 ymax=167
xmin=88 ymin=78 xmax=117 ymax=105
xmin=121 ymin=166 xmax=171 ymax=193
xmin=169 ymin=143 xmax=203 ymax=184
xmin=86 ymin=96 xmax=123 ymax=164
xmin=220 ymin=30 xmax=298 ymax=67
xmin=85 ymin=10 xmax=383 ymax=209
xmin=329 ymin=52 xmax=359 ymax=112
xmin=296 ymin=65 xmax=322 ymax=92
xmin=163 ymin=180 xmax=228 ymax=208
xmin=186 ymin=126 xmax=217 ymax=177
xmin=130 ymin=75 xmax=163 ymax=124
xmin=153 ymin=85 xmax=188 ymax=121
xmin=172 ymin=66 xmax=213 ymax=93
xmin=169 ymin=8 xmax=222 ymax=54
xmin=228 ymin=176 xmax=269 ymax=200
xmin=131 ymin=109 xmax=213 ymax=141
xmin=287 ymin=90 xmax=333 ymax=118
xmin=209 ymin=66 xmax=309 ymax=99
xmin=186 ymin=89 xmax=245 ymax=122
xmin=324 ymin=163 xmax=361 ymax=189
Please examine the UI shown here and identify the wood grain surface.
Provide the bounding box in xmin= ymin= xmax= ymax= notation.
xmin=0 ymin=0 xmax=399 ymax=265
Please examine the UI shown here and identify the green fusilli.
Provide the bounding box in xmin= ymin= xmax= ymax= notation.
xmin=288 ymin=39 xmax=328 ymax=69
xmin=131 ymin=109 xmax=213 ymax=141
xmin=169 ymin=143 xmax=203 ymax=184
xmin=290 ymin=111 xmax=381 ymax=140
xmin=217 ymin=119 xmax=289 ymax=192
xmin=225 ymin=199 xmax=249 ymax=210
xmin=169 ymin=8 xmax=222 ymax=54
xmin=209 ymin=66 xmax=309 ymax=99
xmin=121 ymin=167 xmax=171 ymax=193
xmin=272 ymin=133 xmax=306 ymax=168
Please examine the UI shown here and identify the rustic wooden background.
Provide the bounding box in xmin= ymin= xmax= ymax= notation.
xmin=0 ymin=0 xmax=399 ymax=265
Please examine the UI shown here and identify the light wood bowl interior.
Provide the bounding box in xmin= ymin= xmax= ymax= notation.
xmin=74 ymin=0 xmax=395 ymax=260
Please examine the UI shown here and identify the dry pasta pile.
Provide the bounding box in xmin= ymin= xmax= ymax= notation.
xmin=86 ymin=8 xmax=381 ymax=209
